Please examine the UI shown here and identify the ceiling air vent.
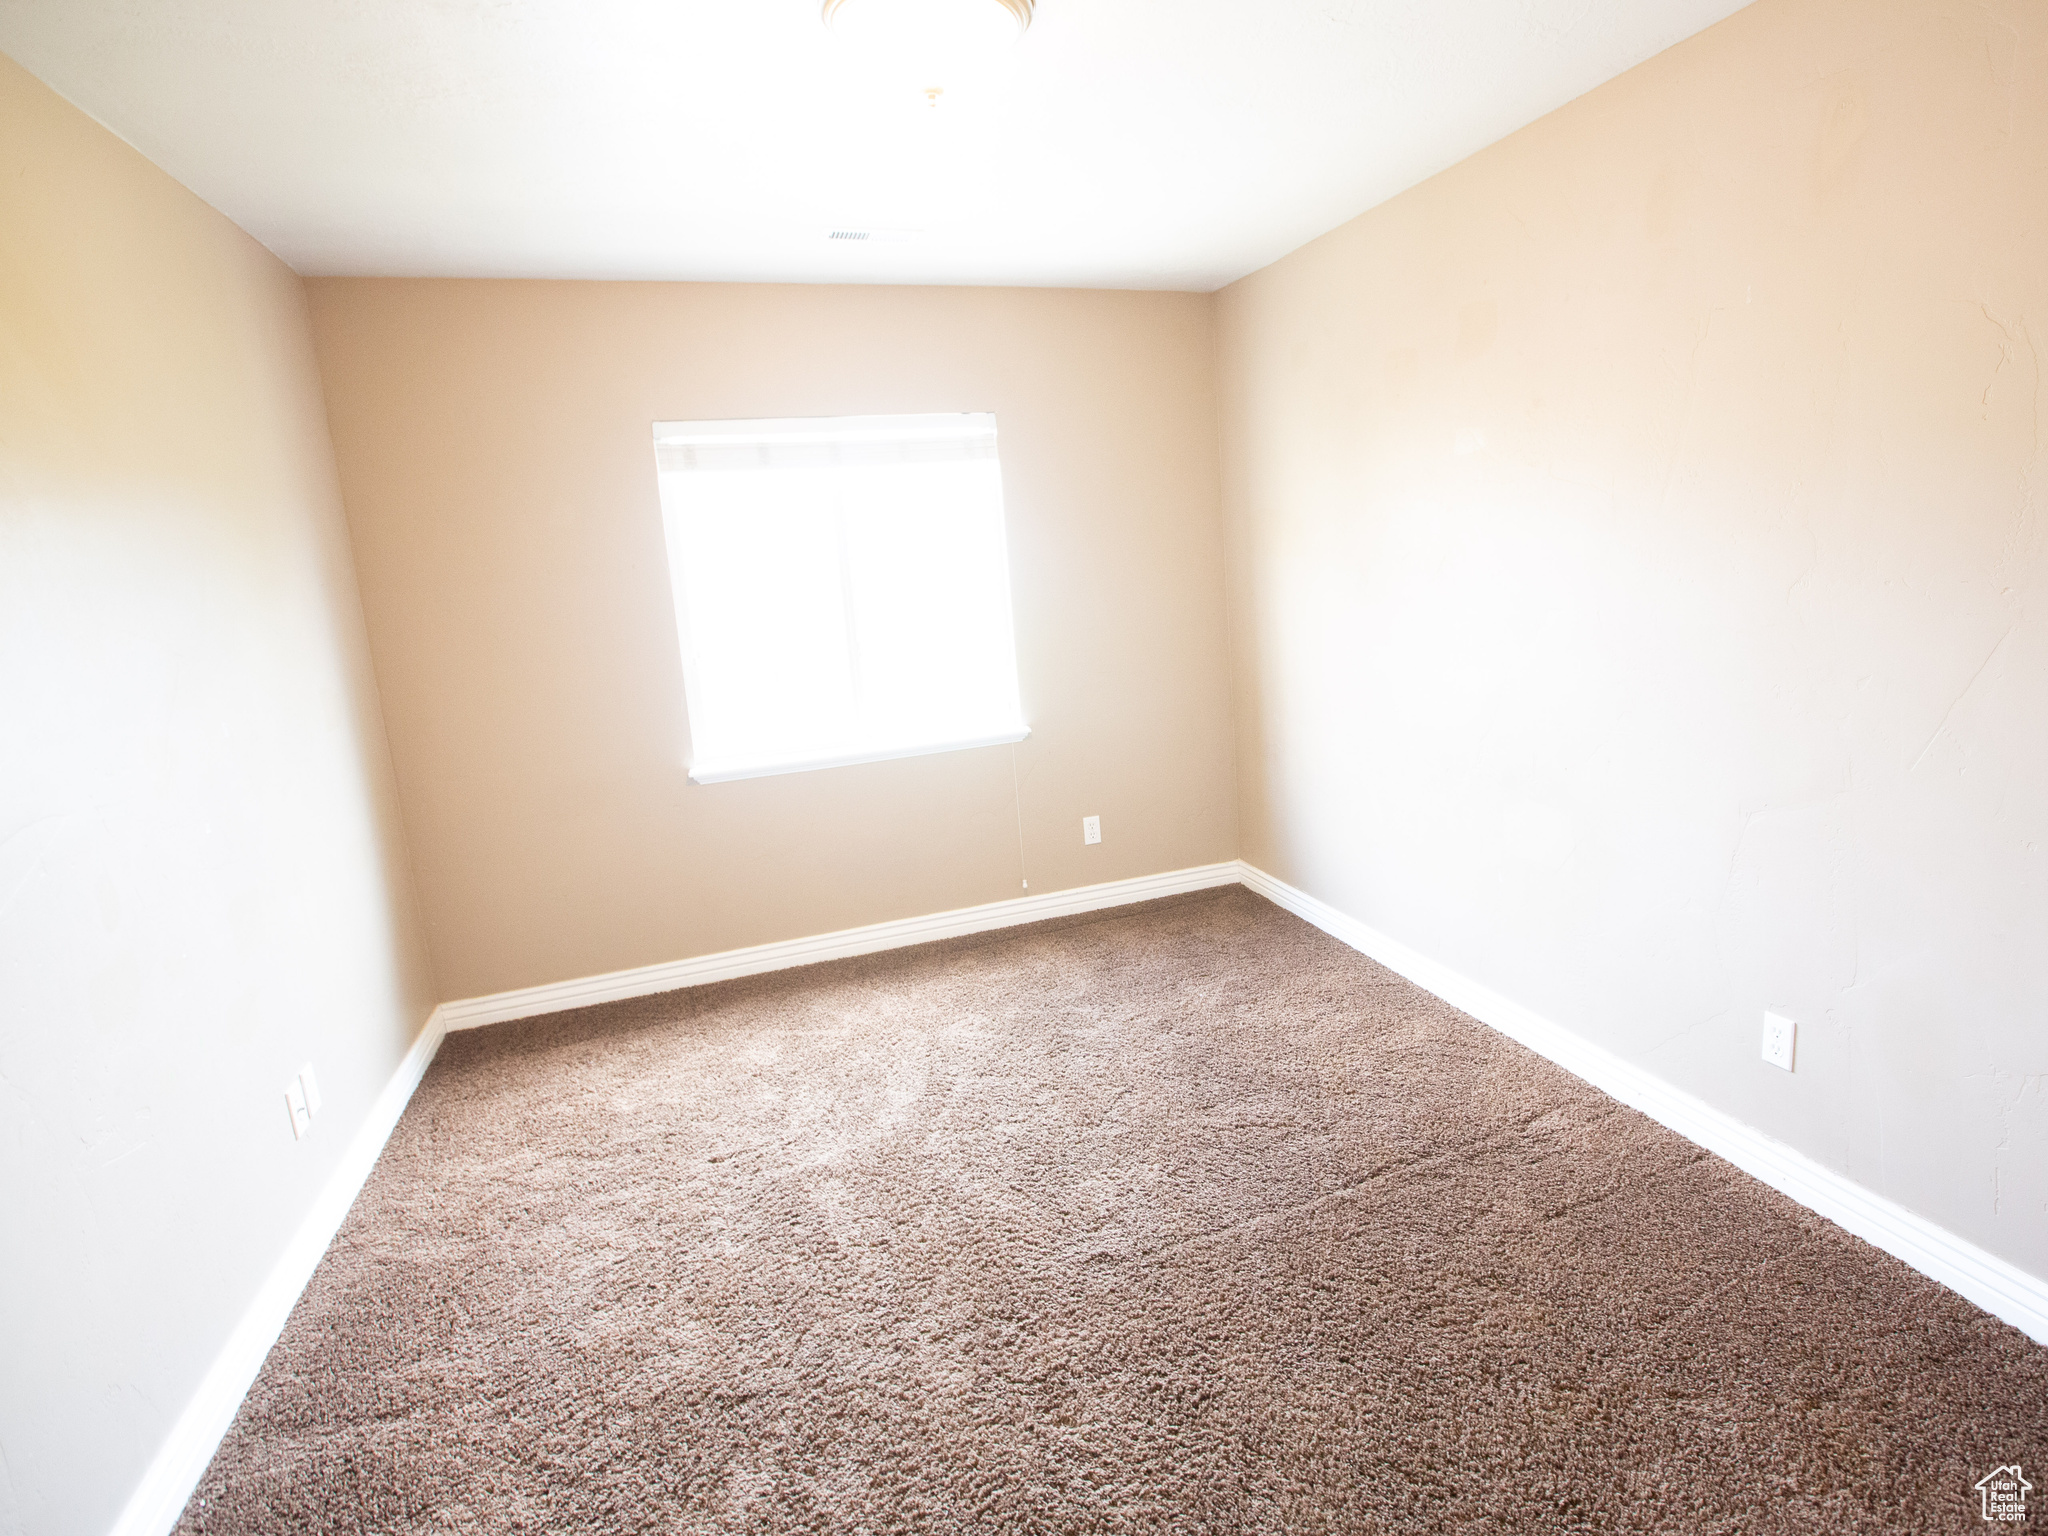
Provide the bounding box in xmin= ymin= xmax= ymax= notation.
xmin=828 ymin=230 xmax=871 ymax=241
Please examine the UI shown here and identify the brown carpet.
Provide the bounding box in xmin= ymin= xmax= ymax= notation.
xmin=179 ymin=888 xmax=2047 ymax=1533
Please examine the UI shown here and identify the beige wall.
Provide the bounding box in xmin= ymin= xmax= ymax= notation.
xmin=1217 ymin=0 xmax=2047 ymax=1280
xmin=306 ymin=279 xmax=1237 ymax=1003
xmin=0 ymin=56 xmax=436 ymax=1536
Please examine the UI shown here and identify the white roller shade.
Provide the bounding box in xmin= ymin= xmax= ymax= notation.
xmin=654 ymin=414 xmax=999 ymax=474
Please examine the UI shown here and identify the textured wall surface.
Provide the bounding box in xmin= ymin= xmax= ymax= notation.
xmin=0 ymin=57 xmax=436 ymax=1536
xmin=1217 ymin=0 xmax=2047 ymax=1280
xmin=307 ymin=279 xmax=1236 ymax=1002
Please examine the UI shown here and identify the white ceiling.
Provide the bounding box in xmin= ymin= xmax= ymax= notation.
xmin=0 ymin=0 xmax=1752 ymax=290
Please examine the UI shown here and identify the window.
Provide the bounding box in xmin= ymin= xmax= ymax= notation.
xmin=652 ymin=413 xmax=1028 ymax=784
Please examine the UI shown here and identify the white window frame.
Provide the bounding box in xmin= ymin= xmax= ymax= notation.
xmin=652 ymin=413 xmax=1030 ymax=785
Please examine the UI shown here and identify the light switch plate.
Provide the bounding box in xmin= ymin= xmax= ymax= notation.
xmin=298 ymin=1064 xmax=323 ymax=1117
xmin=1762 ymin=1011 xmax=1796 ymax=1072
xmin=1082 ymin=815 xmax=1101 ymax=845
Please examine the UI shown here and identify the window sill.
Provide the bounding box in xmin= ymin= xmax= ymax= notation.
xmin=687 ymin=726 xmax=1031 ymax=785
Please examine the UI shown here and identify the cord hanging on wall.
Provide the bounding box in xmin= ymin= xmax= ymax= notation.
xmin=1010 ymin=742 xmax=1029 ymax=892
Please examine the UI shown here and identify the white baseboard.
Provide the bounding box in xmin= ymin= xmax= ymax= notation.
xmin=113 ymin=856 xmax=2045 ymax=1536
xmin=109 ymin=863 xmax=1240 ymax=1536
xmin=109 ymin=1010 xmax=448 ymax=1536
xmin=437 ymin=861 xmax=1244 ymax=1032
xmin=1237 ymin=861 xmax=2048 ymax=1348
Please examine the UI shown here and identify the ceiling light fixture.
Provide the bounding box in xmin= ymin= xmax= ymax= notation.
xmin=821 ymin=0 xmax=1035 ymax=57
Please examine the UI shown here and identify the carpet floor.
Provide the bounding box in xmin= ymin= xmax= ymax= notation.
xmin=179 ymin=888 xmax=2047 ymax=1533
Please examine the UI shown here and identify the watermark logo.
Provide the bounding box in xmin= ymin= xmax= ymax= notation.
xmin=1976 ymin=1465 xmax=2032 ymax=1523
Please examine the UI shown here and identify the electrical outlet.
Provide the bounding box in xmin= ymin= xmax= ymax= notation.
xmin=284 ymin=1077 xmax=313 ymax=1139
xmin=1761 ymin=1011 xmax=1796 ymax=1072
xmin=298 ymin=1064 xmax=323 ymax=1117
xmin=1082 ymin=815 xmax=1101 ymax=845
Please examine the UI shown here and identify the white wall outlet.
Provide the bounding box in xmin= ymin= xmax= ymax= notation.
xmin=1762 ymin=1011 xmax=1796 ymax=1072
xmin=1082 ymin=815 xmax=1101 ymax=845
xmin=284 ymin=1077 xmax=313 ymax=1139
xmin=298 ymin=1064 xmax=323 ymax=1117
